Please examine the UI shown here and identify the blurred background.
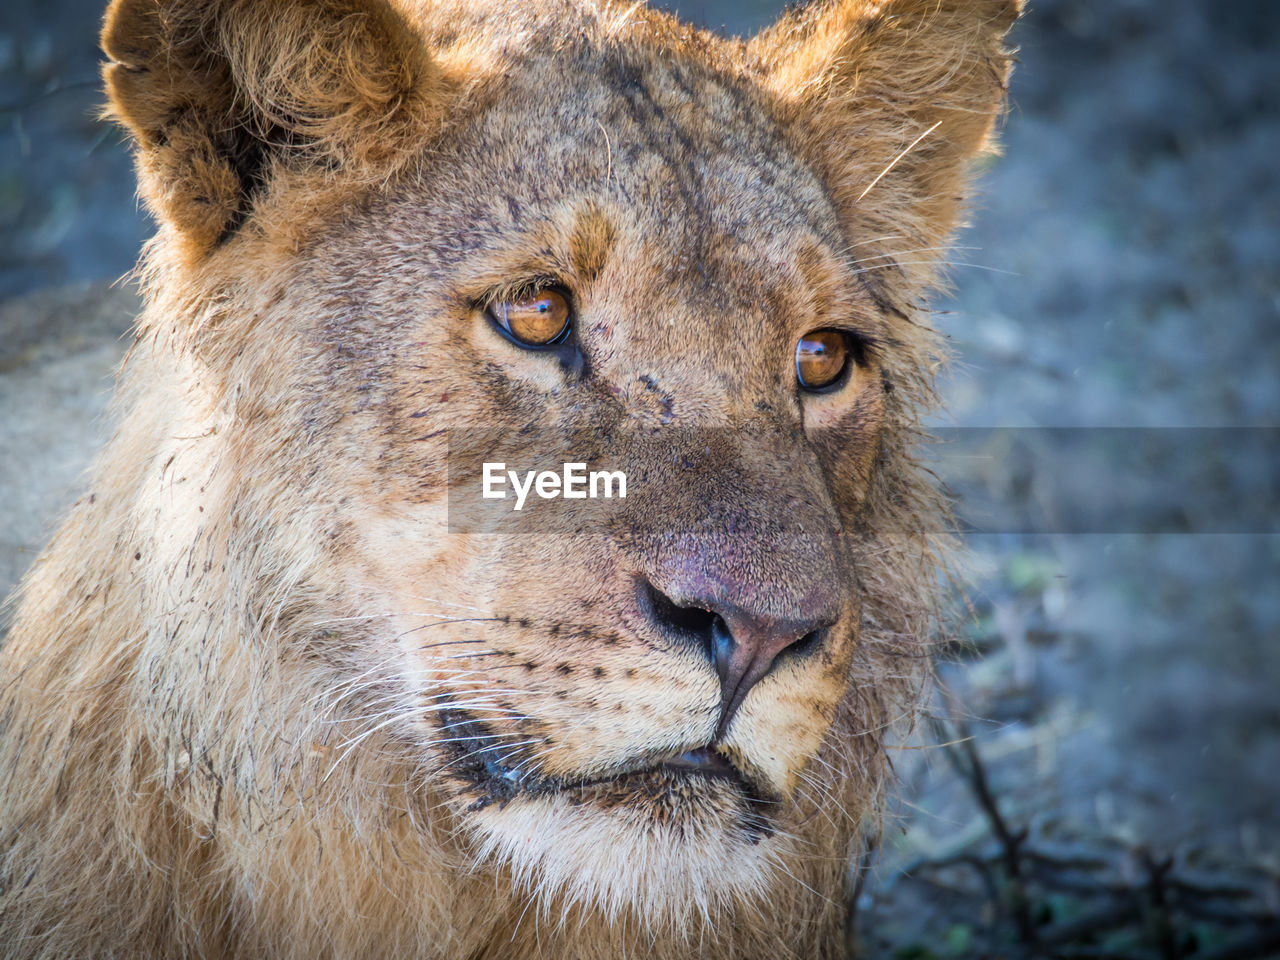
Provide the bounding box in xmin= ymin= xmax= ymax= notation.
xmin=1 ymin=0 xmax=1277 ymax=956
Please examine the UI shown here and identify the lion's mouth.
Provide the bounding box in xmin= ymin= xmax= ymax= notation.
xmin=574 ymin=745 xmax=767 ymax=798
xmin=436 ymin=707 xmax=776 ymax=818
xmin=645 ymin=746 xmax=741 ymax=782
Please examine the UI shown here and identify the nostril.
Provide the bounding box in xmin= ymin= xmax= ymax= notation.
xmin=775 ymin=626 xmax=825 ymax=667
xmin=637 ymin=574 xmax=839 ymax=739
xmin=639 ymin=579 xmax=720 ymax=641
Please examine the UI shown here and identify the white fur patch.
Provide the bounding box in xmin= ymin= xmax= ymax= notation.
xmin=466 ymin=788 xmax=787 ymax=931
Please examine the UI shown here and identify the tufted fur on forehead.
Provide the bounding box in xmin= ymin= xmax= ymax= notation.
xmin=1 ymin=1 xmax=1022 ymax=958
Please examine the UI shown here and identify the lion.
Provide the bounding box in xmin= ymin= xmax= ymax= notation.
xmin=0 ymin=1 xmax=1020 ymax=956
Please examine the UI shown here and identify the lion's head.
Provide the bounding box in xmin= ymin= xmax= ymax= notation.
xmin=0 ymin=1 xmax=1018 ymax=955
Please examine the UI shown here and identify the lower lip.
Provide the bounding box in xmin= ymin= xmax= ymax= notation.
xmin=438 ymin=706 xmax=768 ymax=806
xmin=578 ymin=747 xmax=777 ymax=811
xmin=659 ymin=746 xmax=741 ymax=780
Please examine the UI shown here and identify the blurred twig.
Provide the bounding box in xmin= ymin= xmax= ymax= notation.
xmin=854 ymin=707 xmax=1280 ymax=959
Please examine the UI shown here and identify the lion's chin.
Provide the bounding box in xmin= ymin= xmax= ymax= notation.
xmin=442 ymin=720 xmax=790 ymax=922
xmin=465 ymin=782 xmax=789 ymax=925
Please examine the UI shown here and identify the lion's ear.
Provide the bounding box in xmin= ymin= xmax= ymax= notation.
xmin=102 ymin=0 xmax=447 ymax=248
xmin=753 ymin=0 xmax=1022 ymax=247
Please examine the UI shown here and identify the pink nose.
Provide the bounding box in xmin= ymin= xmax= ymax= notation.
xmin=639 ymin=573 xmax=839 ymax=739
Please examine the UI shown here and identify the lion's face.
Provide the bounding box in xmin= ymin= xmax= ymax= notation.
xmin=248 ymin=51 xmax=889 ymax=911
xmin=94 ymin=0 xmax=1018 ymax=935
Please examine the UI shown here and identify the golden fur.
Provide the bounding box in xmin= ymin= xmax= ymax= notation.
xmin=0 ymin=1 xmax=1019 ymax=956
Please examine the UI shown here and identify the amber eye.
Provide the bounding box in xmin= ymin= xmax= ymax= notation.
xmin=487 ymin=288 xmax=572 ymax=347
xmin=796 ymin=329 xmax=852 ymax=391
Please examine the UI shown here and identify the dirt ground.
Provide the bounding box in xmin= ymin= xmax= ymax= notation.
xmin=2 ymin=1 xmax=1277 ymax=957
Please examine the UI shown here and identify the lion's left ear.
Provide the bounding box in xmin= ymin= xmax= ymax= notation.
xmin=753 ymin=0 xmax=1022 ymax=247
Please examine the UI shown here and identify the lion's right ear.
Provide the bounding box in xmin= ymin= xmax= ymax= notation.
xmin=752 ymin=0 xmax=1021 ymax=253
xmin=102 ymin=0 xmax=447 ymax=248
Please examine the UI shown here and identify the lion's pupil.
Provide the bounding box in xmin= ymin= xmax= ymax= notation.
xmin=496 ymin=289 xmax=571 ymax=346
xmin=796 ymin=330 xmax=849 ymax=390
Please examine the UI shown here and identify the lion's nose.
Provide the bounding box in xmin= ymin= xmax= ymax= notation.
xmin=638 ymin=577 xmax=840 ymax=739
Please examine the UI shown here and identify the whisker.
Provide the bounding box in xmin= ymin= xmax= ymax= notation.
xmin=840 ymin=244 xmax=977 ymax=267
xmin=435 ymin=737 xmax=544 ymax=774
xmin=856 ymin=120 xmax=942 ymax=202
xmin=847 ymin=259 xmax=1018 ymax=278
xmin=394 ymin=592 xmax=490 ymax=615
xmin=394 ymin=617 xmax=505 ymax=640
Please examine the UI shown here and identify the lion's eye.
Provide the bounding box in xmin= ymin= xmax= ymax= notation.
xmin=487 ymin=288 xmax=572 ymax=347
xmin=796 ymin=330 xmax=853 ymax=391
